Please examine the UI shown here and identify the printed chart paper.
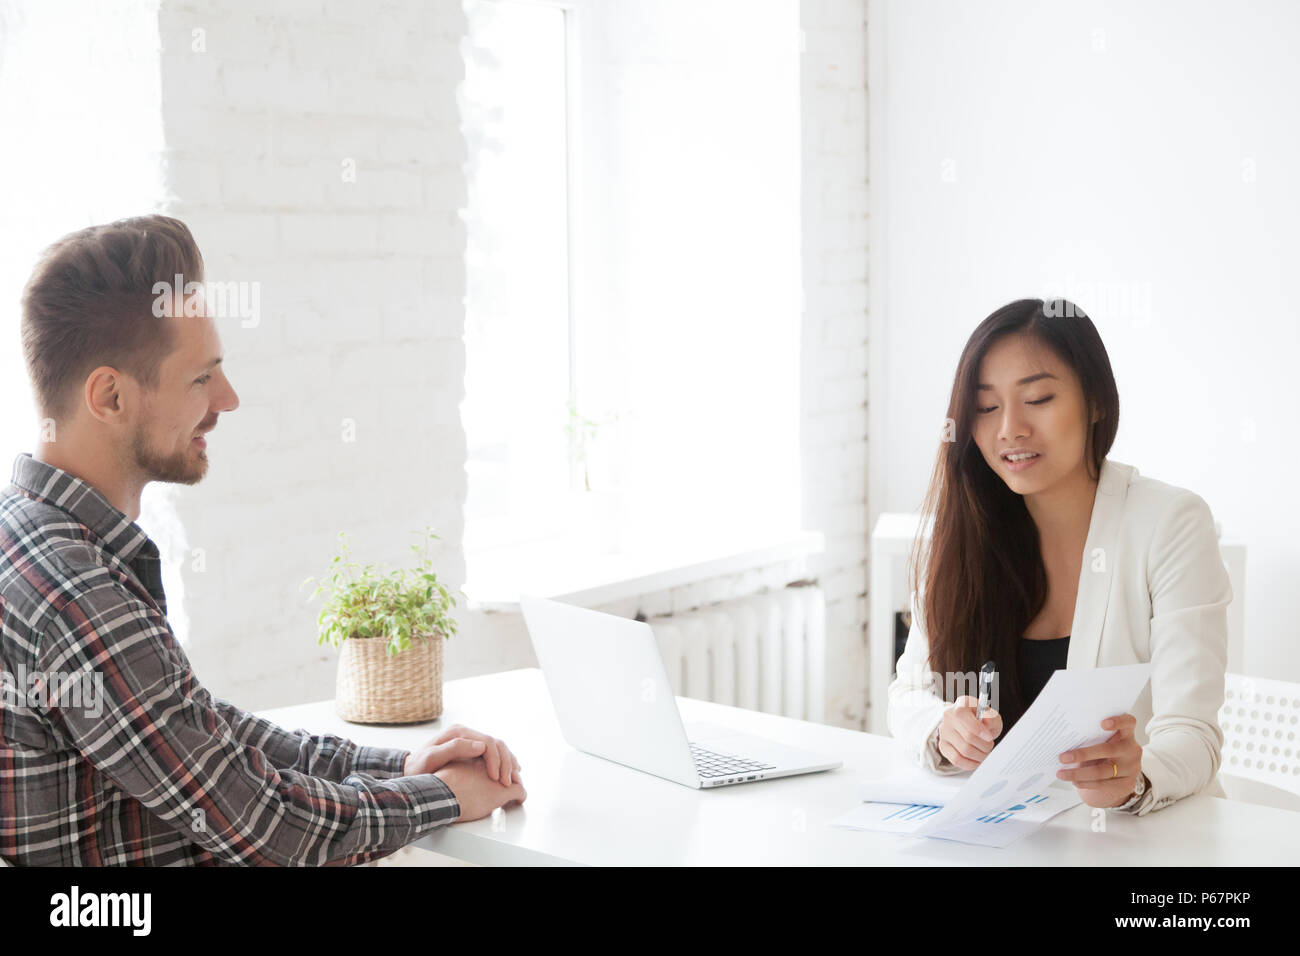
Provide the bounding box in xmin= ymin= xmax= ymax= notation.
xmin=832 ymin=782 xmax=1081 ymax=845
xmin=907 ymin=663 xmax=1152 ymax=845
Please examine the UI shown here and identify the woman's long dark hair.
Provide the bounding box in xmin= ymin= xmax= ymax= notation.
xmin=907 ymin=298 xmax=1120 ymax=732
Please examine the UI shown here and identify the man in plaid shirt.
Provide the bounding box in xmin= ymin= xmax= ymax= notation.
xmin=0 ymin=216 xmax=526 ymax=866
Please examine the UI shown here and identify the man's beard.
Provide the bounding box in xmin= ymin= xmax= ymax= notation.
xmin=130 ymin=427 xmax=207 ymax=485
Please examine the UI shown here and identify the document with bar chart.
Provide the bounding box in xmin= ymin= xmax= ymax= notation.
xmin=833 ymin=663 xmax=1152 ymax=847
xmin=910 ymin=663 xmax=1152 ymax=846
xmin=831 ymin=780 xmax=1081 ymax=843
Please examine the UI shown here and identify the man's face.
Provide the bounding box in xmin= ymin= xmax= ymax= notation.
xmin=129 ymin=303 xmax=239 ymax=485
xmin=972 ymin=334 xmax=1092 ymax=495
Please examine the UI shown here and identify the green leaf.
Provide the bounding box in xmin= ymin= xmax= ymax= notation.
xmin=310 ymin=527 xmax=459 ymax=653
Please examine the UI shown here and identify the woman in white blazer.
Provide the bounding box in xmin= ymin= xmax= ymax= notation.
xmin=887 ymin=298 xmax=1231 ymax=816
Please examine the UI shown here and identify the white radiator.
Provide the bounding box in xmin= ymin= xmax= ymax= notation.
xmin=647 ymin=586 xmax=826 ymax=721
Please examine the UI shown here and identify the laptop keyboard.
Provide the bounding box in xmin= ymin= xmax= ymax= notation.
xmin=690 ymin=743 xmax=777 ymax=779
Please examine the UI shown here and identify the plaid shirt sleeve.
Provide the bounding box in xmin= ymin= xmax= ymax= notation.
xmin=37 ymin=580 xmax=459 ymax=866
xmin=209 ymin=698 xmax=411 ymax=781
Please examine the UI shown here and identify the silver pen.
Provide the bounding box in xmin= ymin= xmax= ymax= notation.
xmin=976 ymin=660 xmax=996 ymax=724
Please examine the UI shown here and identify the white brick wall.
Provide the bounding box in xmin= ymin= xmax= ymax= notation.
xmin=154 ymin=0 xmax=472 ymax=709
xmin=800 ymin=0 xmax=871 ymax=729
xmin=144 ymin=0 xmax=871 ymax=726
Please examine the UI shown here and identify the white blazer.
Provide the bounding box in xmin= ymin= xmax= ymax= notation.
xmin=886 ymin=457 xmax=1232 ymax=815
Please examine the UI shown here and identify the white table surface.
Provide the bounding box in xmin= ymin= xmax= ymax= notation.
xmin=256 ymin=668 xmax=1300 ymax=866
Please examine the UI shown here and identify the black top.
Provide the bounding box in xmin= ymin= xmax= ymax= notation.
xmin=1011 ymin=635 xmax=1070 ymax=733
xmin=1013 ymin=639 xmax=1066 ymax=707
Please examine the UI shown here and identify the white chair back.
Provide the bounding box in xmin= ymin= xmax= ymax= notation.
xmin=1219 ymin=672 xmax=1300 ymax=810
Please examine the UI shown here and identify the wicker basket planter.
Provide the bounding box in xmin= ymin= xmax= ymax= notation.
xmin=335 ymin=630 xmax=444 ymax=724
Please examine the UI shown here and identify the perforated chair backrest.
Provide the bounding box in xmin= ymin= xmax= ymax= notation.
xmin=1220 ymin=672 xmax=1300 ymax=796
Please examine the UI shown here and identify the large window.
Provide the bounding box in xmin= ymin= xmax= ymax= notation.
xmin=461 ymin=0 xmax=802 ymax=586
xmin=0 ymin=2 xmax=166 ymax=471
xmin=0 ymin=2 xmax=193 ymax=641
xmin=461 ymin=0 xmax=573 ymax=554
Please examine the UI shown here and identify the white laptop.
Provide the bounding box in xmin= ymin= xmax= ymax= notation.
xmin=520 ymin=595 xmax=842 ymax=789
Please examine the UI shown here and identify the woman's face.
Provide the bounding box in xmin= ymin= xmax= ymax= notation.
xmin=972 ymin=334 xmax=1094 ymax=495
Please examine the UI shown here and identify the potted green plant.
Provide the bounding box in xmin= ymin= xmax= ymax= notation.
xmin=304 ymin=528 xmax=459 ymax=724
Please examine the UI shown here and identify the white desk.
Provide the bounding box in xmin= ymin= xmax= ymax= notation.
xmin=257 ymin=668 xmax=1299 ymax=866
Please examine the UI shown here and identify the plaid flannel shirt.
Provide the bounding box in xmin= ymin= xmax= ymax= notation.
xmin=0 ymin=453 xmax=460 ymax=866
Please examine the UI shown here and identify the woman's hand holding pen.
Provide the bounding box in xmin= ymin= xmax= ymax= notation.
xmin=937 ymin=696 xmax=1004 ymax=770
xmin=1057 ymin=713 xmax=1144 ymax=808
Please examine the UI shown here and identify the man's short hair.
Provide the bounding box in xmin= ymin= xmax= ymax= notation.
xmin=20 ymin=215 xmax=204 ymax=420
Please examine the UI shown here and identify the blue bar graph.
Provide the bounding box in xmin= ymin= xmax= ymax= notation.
xmin=976 ymin=794 xmax=1047 ymax=823
xmin=883 ymin=803 xmax=942 ymax=821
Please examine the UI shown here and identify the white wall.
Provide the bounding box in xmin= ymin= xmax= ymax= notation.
xmin=156 ymin=0 xmax=473 ymax=707
xmin=870 ymin=0 xmax=1299 ymax=679
xmin=800 ymin=0 xmax=871 ymax=726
